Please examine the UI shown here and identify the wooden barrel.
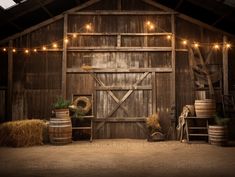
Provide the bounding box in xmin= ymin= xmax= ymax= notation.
xmin=54 ymin=109 xmax=70 ymax=118
xmin=49 ymin=117 xmax=72 ymax=145
xmin=194 ymin=99 xmax=216 ymax=117
xmin=208 ymin=125 xmax=228 ymax=146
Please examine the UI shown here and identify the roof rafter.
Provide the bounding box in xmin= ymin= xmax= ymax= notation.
xmin=0 ymin=0 xmax=101 ymax=44
xmin=36 ymin=0 xmax=53 ymax=17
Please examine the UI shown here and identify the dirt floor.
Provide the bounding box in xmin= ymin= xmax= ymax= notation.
xmin=0 ymin=139 xmax=235 ymax=177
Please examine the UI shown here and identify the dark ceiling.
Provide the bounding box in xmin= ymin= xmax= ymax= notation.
xmin=0 ymin=0 xmax=235 ymax=41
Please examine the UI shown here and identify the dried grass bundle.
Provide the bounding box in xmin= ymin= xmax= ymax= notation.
xmin=0 ymin=119 xmax=49 ymax=147
xmin=146 ymin=113 xmax=161 ymax=133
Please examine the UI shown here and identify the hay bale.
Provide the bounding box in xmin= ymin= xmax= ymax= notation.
xmin=0 ymin=119 xmax=49 ymax=147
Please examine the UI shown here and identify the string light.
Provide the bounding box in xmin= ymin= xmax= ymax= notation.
xmin=42 ymin=46 xmax=47 ymax=51
xmin=52 ymin=43 xmax=58 ymax=48
xmin=193 ymin=43 xmax=199 ymax=48
xmin=25 ymin=49 xmax=29 ymax=54
xmin=213 ymin=44 xmax=220 ymax=50
xmin=226 ymin=43 xmax=231 ymax=49
xmin=0 ymin=22 xmax=233 ymax=54
xmin=146 ymin=21 xmax=151 ymax=26
xmin=64 ymin=38 xmax=69 ymax=44
xmin=182 ymin=40 xmax=188 ymax=45
xmin=167 ymin=35 xmax=171 ymax=40
xmin=146 ymin=21 xmax=155 ymax=30
xmin=85 ymin=24 xmax=91 ymax=30
xmin=149 ymin=24 xmax=155 ymax=30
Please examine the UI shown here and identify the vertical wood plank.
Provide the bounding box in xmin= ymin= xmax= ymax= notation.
xmin=7 ymin=40 xmax=13 ymax=121
xmin=117 ymin=0 xmax=122 ymax=10
xmin=62 ymin=14 xmax=68 ymax=98
xmin=152 ymin=72 xmax=156 ymax=113
xmin=171 ymin=14 xmax=176 ymax=139
xmin=223 ymin=35 xmax=228 ymax=95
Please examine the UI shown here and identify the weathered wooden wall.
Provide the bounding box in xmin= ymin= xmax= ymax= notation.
xmin=0 ymin=50 xmax=7 ymax=122
xmin=175 ymin=17 xmax=224 ymax=116
xmin=66 ymin=2 xmax=173 ymax=138
xmin=11 ymin=20 xmax=63 ymax=120
xmin=1 ymin=0 xmax=234 ymax=139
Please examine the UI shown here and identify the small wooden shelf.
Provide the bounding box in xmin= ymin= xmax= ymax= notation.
xmin=189 ymin=134 xmax=208 ymax=136
xmin=72 ymin=127 xmax=92 ymax=130
xmin=71 ymin=94 xmax=94 ymax=142
xmin=188 ymin=127 xmax=207 ymax=130
xmin=185 ymin=116 xmax=214 ymax=143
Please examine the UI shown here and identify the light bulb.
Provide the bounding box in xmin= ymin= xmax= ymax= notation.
xmin=149 ymin=24 xmax=155 ymax=30
xmin=3 ymin=48 xmax=7 ymax=52
xmin=213 ymin=44 xmax=219 ymax=50
xmin=42 ymin=46 xmax=47 ymax=51
xmin=226 ymin=43 xmax=231 ymax=48
xmin=12 ymin=49 xmax=16 ymax=53
xmin=53 ymin=43 xmax=58 ymax=48
xmin=167 ymin=35 xmax=171 ymax=40
xmin=73 ymin=34 xmax=77 ymax=38
xmin=193 ymin=43 xmax=199 ymax=48
xmin=64 ymin=38 xmax=69 ymax=43
xmin=182 ymin=40 xmax=187 ymax=45
xmin=33 ymin=49 xmax=37 ymax=52
xmin=25 ymin=49 xmax=29 ymax=54
xmin=85 ymin=24 xmax=91 ymax=30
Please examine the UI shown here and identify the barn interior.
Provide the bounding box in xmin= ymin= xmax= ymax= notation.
xmin=0 ymin=1 xmax=235 ymax=176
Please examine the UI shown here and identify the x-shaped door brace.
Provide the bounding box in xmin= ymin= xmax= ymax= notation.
xmin=90 ymin=73 xmax=130 ymax=116
xmin=85 ymin=70 xmax=150 ymax=134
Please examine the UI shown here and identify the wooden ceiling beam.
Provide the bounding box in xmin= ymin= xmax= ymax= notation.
xmin=0 ymin=0 xmax=54 ymax=26
xmin=185 ymin=0 xmax=234 ymax=16
xmin=212 ymin=13 xmax=230 ymax=26
xmin=175 ymin=0 xmax=184 ymax=10
xmin=36 ymin=0 xmax=53 ymax=17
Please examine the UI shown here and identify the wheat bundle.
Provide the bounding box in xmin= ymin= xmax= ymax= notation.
xmin=0 ymin=119 xmax=49 ymax=147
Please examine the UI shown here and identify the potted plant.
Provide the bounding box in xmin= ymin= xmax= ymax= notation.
xmin=208 ymin=114 xmax=229 ymax=146
xmin=146 ymin=113 xmax=165 ymax=141
xmin=52 ymin=97 xmax=71 ymax=118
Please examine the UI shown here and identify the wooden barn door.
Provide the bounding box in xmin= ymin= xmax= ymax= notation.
xmin=94 ymin=71 xmax=153 ymax=138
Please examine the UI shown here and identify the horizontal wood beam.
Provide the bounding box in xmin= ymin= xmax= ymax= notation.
xmin=94 ymin=117 xmax=147 ymax=122
xmin=69 ymin=11 xmax=176 ymax=15
xmin=67 ymin=67 xmax=173 ymax=73
xmin=67 ymin=47 xmax=172 ymax=52
xmin=176 ymin=49 xmax=188 ymax=52
xmin=95 ymin=85 xmax=152 ymax=91
xmin=67 ymin=32 xmax=172 ymax=36
xmin=25 ymin=89 xmax=61 ymax=92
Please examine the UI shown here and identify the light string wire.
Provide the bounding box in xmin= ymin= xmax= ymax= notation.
xmin=1 ymin=20 xmax=232 ymax=53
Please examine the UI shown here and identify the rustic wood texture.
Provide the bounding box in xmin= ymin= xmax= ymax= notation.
xmin=0 ymin=90 xmax=6 ymax=122
xmin=2 ymin=0 xmax=234 ymax=139
xmin=0 ymin=49 xmax=7 ymax=121
xmin=10 ymin=20 xmax=63 ymax=119
xmin=176 ymin=52 xmax=194 ymax=117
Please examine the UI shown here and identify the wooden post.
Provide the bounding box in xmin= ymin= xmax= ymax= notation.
xmin=171 ymin=14 xmax=176 ymax=139
xmin=7 ymin=40 xmax=13 ymax=121
xmin=152 ymin=72 xmax=156 ymax=114
xmin=62 ymin=14 xmax=68 ymax=98
xmin=223 ymin=35 xmax=229 ymax=95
